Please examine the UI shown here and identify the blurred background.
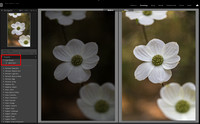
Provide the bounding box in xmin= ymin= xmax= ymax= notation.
xmin=7 ymin=13 xmax=30 ymax=47
xmin=122 ymin=11 xmax=196 ymax=120
xmin=42 ymin=11 xmax=115 ymax=120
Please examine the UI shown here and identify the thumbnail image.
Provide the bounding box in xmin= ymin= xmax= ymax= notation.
xmin=7 ymin=13 xmax=31 ymax=47
xmin=41 ymin=11 xmax=115 ymax=121
xmin=122 ymin=10 xmax=196 ymax=121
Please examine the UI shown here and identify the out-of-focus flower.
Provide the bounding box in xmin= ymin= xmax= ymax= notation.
xmin=18 ymin=35 xmax=30 ymax=47
xmin=53 ymin=39 xmax=99 ymax=83
xmin=11 ymin=22 xmax=25 ymax=35
xmin=45 ymin=11 xmax=86 ymax=26
xmin=133 ymin=38 xmax=180 ymax=83
xmin=157 ymin=82 xmax=196 ymax=120
xmin=9 ymin=13 xmax=22 ymax=18
xmin=126 ymin=11 xmax=167 ymax=26
xmin=77 ymin=82 xmax=115 ymax=121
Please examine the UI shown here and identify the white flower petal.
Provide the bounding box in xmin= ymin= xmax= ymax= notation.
xmin=101 ymin=83 xmax=115 ymax=104
xmin=182 ymin=82 xmax=196 ymax=105
xmin=57 ymin=17 xmax=73 ymax=26
xmin=148 ymin=66 xmax=172 ymax=83
xmin=102 ymin=105 xmax=115 ymax=121
xmin=160 ymin=83 xmax=182 ymax=105
xmin=81 ymin=55 xmax=99 ymax=70
xmin=161 ymin=42 xmax=179 ymax=59
xmin=20 ymin=23 xmax=25 ymax=27
xmin=45 ymin=11 xmax=62 ymax=20
xmin=80 ymin=83 xmax=101 ymax=105
xmin=133 ymin=45 xmax=153 ymax=61
xmin=164 ymin=55 xmax=180 ymax=63
xmin=15 ymin=31 xmax=23 ymax=35
xmin=15 ymin=22 xmax=19 ymax=25
xmin=125 ymin=11 xmax=142 ymax=20
xmin=19 ymin=35 xmax=25 ymax=40
xmin=54 ymin=62 xmax=73 ymax=81
xmin=17 ymin=13 xmax=22 ymax=16
xmin=138 ymin=16 xmax=154 ymax=26
xmin=68 ymin=66 xmax=91 ymax=83
xmin=71 ymin=11 xmax=86 ymax=20
xmin=157 ymin=99 xmax=183 ymax=120
xmin=77 ymin=99 xmax=98 ymax=120
xmin=162 ymin=62 xmax=179 ymax=70
xmin=53 ymin=45 xmax=72 ymax=62
xmin=11 ymin=30 xmax=16 ymax=35
xmin=182 ymin=107 xmax=196 ymax=120
xmin=147 ymin=39 xmax=165 ymax=55
xmin=11 ymin=23 xmax=17 ymax=28
xmin=77 ymin=99 xmax=114 ymax=121
xmin=66 ymin=39 xmax=84 ymax=55
xmin=96 ymin=105 xmax=115 ymax=121
xmin=81 ymin=42 xmax=98 ymax=59
xmin=134 ymin=62 xmax=154 ymax=81
xmin=163 ymin=54 xmax=180 ymax=70
xmin=151 ymin=11 xmax=167 ymax=20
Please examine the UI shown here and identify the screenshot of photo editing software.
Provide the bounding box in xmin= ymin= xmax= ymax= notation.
xmin=0 ymin=0 xmax=199 ymax=123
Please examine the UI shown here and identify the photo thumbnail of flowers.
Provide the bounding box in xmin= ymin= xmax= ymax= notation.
xmin=41 ymin=10 xmax=115 ymax=121
xmin=7 ymin=13 xmax=31 ymax=47
xmin=122 ymin=10 xmax=196 ymax=121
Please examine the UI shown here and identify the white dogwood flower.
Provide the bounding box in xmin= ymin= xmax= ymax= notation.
xmin=11 ymin=22 xmax=25 ymax=35
xmin=133 ymin=38 xmax=180 ymax=84
xmin=126 ymin=11 xmax=167 ymax=26
xmin=45 ymin=11 xmax=86 ymax=26
xmin=157 ymin=82 xmax=196 ymax=120
xmin=9 ymin=13 xmax=22 ymax=18
xmin=53 ymin=39 xmax=99 ymax=83
xmin=77 ymin=82 xmax=115 ymax=121
xmin=18 ymin=35 xmax=30 ymax=47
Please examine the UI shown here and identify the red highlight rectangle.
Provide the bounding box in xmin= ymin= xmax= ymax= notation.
xmin=1 ymin=54 xmax=21 ymax=66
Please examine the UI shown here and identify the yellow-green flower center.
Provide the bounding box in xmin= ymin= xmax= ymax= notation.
xmin=143 ymin=11 xmax=152 ymax=16
xmin=152 ymin=55 xmax=164 ymax=66
xmin=17 ymin=27 xmax=20 ymax=30
xmin=14 ymin=13 xmax=17 ymax=15
xmin=71 ymin=55 xmax=83 ymax=66
xmin=175 ymin=100 xmax=190 ymax=113
xmin=95 ymin=100 xmax=109 ymax=113
xmin=24 ymin=40 xmax=29 ymax=45
xmin=62 ymin=11 xmax=71 ymax=16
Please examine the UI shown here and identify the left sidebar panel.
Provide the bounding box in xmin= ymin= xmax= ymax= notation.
xmin=0 ymin=9 xmax=38 ymax=123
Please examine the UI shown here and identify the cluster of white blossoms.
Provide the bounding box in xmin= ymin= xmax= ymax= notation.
xmin=133 ymin=39 xmax=196 ymax=120
xmin=9 ymin=13 xmax=31 ymax=47
xmin=50 ymin=11 xmax=115 ymax=120
xmin=53 ymin=39 xmax=115 ymax=121
xmin=126 ymin=11 xmax=167 ymax=26
xmin=129 ymin=11 xmax=196 ymax=121
xmin=45 ymin=11 xmax=86 ymax=26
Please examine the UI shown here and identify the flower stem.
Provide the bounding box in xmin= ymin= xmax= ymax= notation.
xmin=61 ymin=25 xmax=67 ymax=41
xmin=141 ymin=25 xmax=148 ymax=43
